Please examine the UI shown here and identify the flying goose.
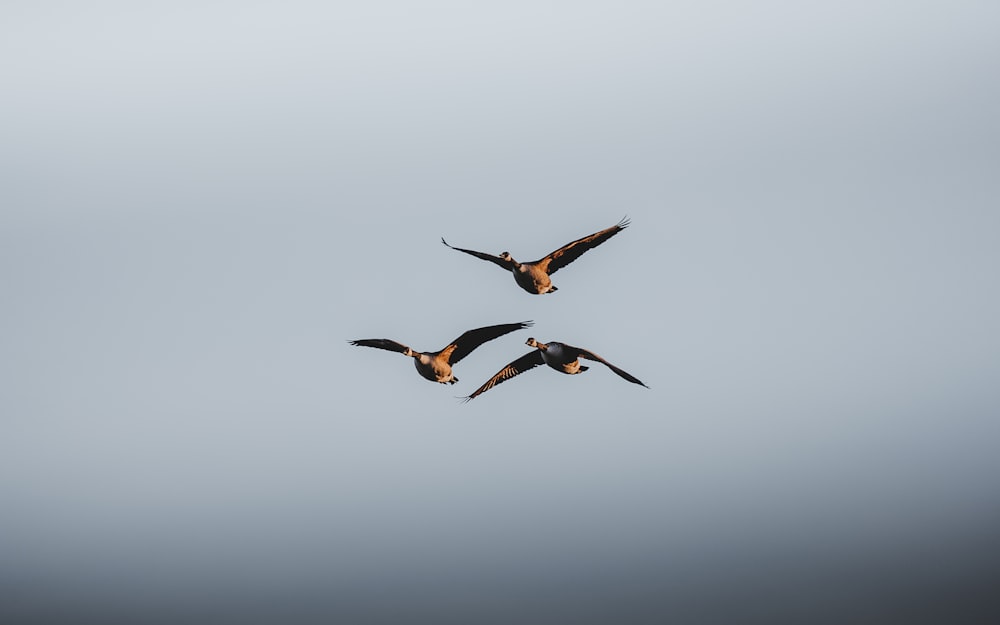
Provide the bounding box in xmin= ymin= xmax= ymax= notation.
xmin=462 ymin=336 xmax=649 ymax=401
xmin=349 ymin=321 xmax=533 ymax=384
xmin=441 ymin=217 xmax=630 ymax=294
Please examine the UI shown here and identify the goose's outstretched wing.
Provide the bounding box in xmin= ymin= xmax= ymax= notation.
xmin=538 ymin=216 xmax=630 ymax=274
xmin=440 ymin=321 xmax=533 ymax=364
xmin=461 ymin=350 xmax=545 ymax=402
xmin=441 ymin=238 xmax=516 ymax=271
xmin=576 ymin=346 xmax=649 ymax=388
xmin=348 ymin=338 xmax=411 ymax=354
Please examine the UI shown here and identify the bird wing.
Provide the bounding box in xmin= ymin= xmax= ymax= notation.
xmin=461 ymin=350 xmax=545 ymax=401
xmin=536 ymin=216 xmax=630 ymax=275
xmin=576 ymin=346 xmax=649 ymax=388
xmin=441 ymin=238 xmax=516 ymax=271
xmin=439 ymin=321 xmax=534 ymax=364
xmin=348 ymin=338 xmax=411 ymax=354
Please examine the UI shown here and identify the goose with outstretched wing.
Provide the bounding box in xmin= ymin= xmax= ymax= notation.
xmin=349 ymin=321 xmax=532 ymax=384
xmin=442 ymin=217 xmax=630 ymax=294
xmin=462 ymin=336 xmax=649 ymax=401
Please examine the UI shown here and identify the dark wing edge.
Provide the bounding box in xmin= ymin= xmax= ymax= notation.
xmin=577 ymin=347 xmax=649 ymax=388
xmin=441 ymin=238 xmax=516 ymax=271
xmin=348 ymin=338 xmax=410 ymax=354
xmin=460 ymin=350 xmax=545 ymax=402
xmin=445 ymin=321 xmax=534 ymax=364
xmin=541 ymin=215 xmax=630 ymax=275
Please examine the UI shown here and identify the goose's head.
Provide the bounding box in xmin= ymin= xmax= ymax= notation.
xmin=403 ymin=347 xmax=416 ymax=357
xmin=500 ymin=252 xmax=521 ymax=269
xmin=525 ymin=337 xmax=541 ymax=349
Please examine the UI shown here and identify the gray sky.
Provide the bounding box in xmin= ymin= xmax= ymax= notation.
xmin=2 ymin=2 xmax=1000 ymax=622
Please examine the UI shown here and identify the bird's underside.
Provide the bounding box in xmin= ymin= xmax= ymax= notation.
xmin=462 ymin=337 xmax=648 ymax=401
xmin=442 ymin=217 xmax=630 ymax=294
xmin=349 ymin=321 xmax=533 ymax=385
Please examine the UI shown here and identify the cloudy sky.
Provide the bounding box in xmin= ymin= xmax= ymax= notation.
xmin=2 ymin=1 xmax=999 ymax=622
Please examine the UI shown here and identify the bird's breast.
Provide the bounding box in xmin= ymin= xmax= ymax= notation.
xmin=541 ymin=343 xmax=568 ymax=365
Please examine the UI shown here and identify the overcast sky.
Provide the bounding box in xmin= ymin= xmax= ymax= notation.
xmin=2 ymin=2 xmax=999 ymax=623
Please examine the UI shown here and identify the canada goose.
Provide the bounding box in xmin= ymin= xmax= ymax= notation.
xmin=462 ymin=336 xmax=649 ymax=401
xmin=349 ymin=321 xmax=532 ymax=384
xmin=441 ymin=217 xmax=630 ymax=294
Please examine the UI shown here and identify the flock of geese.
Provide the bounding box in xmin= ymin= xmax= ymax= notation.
xmin=349 ymin=217 xmax=649 ymax=401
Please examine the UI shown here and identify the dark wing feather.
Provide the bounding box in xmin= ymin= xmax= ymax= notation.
xmin=441 ymin=238 xmax=516 ymax=271
xmin=348 ymin=338 xmax=411 ymax=354
xmin=461 ymin=350 xmax=545 ymax=401
xmin=576 ymin=346 xmax=649 ymax=388
xmin=442 ymin=321 xmax=533 ymax=364
xmin=538 ymin=216 xmax=630 ymax=275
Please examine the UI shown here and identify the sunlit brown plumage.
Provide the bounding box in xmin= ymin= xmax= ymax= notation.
xmin=442 ymin=217 xmax=630 ymax=294
xmin=350 ymin=321 xmax=532 ymax=384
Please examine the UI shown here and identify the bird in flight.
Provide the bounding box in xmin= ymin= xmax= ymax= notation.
xmin=441 ymin=217 xmax=630 ymax=294
xmin=349 ymin=321 xmax=532 ymax=385
xmin=462 ymin=336 xmax=649 ymax=401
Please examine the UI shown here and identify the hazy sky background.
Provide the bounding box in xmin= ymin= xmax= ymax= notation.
xmin=2 ymin=2 xmax=999 ymax=622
